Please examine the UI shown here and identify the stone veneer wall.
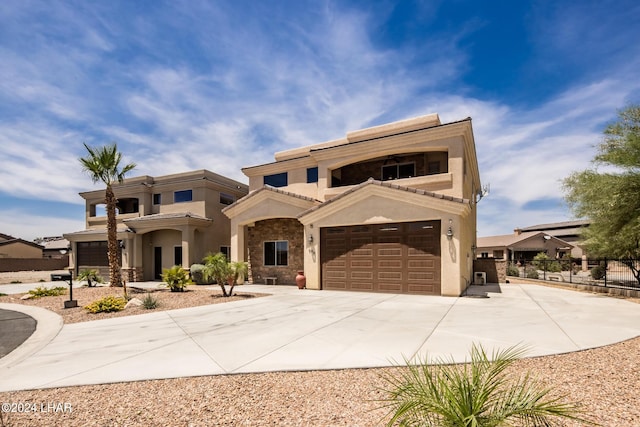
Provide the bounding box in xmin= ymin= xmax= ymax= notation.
xmin=473 ymin=259 xmax=506 ymax=284
xmin=122 ymin=267 xmax=144 ymax=283
xmin=248 ymin=218 xmax=304 ymax=286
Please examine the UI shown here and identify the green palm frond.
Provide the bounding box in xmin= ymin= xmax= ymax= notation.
xmin=377 ymin=343 xmax=597 ymax=427
xmin=79 ymin=142 xmax=136 ymax=186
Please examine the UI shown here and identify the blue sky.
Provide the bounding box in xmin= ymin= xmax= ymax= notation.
xmin=1 ymin=0 xmax=639 ymax=241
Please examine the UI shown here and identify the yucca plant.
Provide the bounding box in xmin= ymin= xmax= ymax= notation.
xmin=378 ymin=344 xmax=596 ymax=426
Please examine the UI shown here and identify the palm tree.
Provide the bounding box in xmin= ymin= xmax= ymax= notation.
xmin=79 ymin=143 xmax=136 ymax=287
xmin=378 ymin=344 xmax=596 ymax=426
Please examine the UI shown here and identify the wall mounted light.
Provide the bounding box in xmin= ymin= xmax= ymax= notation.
xmin=446 ymin=219 xmax=453 ymax=239
xmin=119 ymin=240 xmax=125 ymax=249
xmin=308 ymin=234 xmax=314 ymax=244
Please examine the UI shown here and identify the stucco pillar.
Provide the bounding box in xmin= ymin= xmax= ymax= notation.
xmin=303 ymin=225 xmax=320 ymax=290
xmin=181 ymin=226 xmax=196 ymax=269
xmin=230 ymin=219 xmax=245 ymax=263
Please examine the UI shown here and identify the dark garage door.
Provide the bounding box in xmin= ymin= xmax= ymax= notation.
xmin=321 ymin=221 xmax=441 ymax=295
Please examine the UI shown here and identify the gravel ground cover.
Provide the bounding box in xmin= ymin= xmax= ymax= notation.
xmin=0 ymin=272 xmax=639 ymax=426
xmin=0 ymin=285 xmax=262 ymax=324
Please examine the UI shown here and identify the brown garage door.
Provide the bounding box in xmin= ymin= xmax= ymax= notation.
xmin=321 ymin=221 xmax=441 ymax=295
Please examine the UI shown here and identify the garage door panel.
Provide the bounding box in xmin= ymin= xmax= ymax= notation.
xmin=407 ymin=259 xmax=436 ymax=268
xmin=351 ymin=271 xmax=373 ymax=280
xmin=378 ymin=260 xmax=402 ymax=269
xmin=351 ymin=282 xmax=374 ymax=291
xmin=378 ymin=248 xmax=402 ymax=256
xmin=379 ymin=283 xmax=402 ymax=292
xmin=321 ymin=220 xmax=440 ymax=295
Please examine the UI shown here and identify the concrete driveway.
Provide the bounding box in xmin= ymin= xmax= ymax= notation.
xmin=1 ymin=283 xmax=640 ymax=392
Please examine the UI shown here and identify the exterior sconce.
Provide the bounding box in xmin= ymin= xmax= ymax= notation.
xmin=446 ymin=226 xmax=453 ymax=239
xmin=308 ymin=234 xmax=314 ymax=244
xmin=119 ymin=240 xmax=125 ymax=249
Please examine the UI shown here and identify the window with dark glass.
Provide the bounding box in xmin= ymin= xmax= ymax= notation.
xmin=219 ymin=192 xmax=235 ymax=205
xmin=306 ymin=167 xmax=318 ymax=183
xmin=382 ymin=163 xmax=415 ymax=180
xmin=264 ymin=241 xmax=288 ymax=266
xmin=174 ymin=246 xmax=183 ymax=265
xmin=174 ymin=189 xmax=193 ymax=203
xmin=220 ymin=246 xmax=231 ymax=260
xmin=428 ymin=161 xmax=441 ymax=175
xmin=264 ymin=172 xmax=288 ymax=188
xmin=153 ymin=193 xmax=161 ymax=205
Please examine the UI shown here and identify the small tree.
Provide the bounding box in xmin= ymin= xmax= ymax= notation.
xmin=202 ymin=252 xmax=247 ymax=297
xmin=563 ymin=104 xmax=640 ymax=285
xmin=532 ymin=252 xmax=561 ymax=273
xmin=79 ymin=143 xmax=136 ymax=287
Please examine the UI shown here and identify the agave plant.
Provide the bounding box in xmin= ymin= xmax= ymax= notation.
xmin=378 ymin=344 xmax=596 ymax=427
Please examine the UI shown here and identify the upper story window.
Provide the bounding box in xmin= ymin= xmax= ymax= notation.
xmin=220 ymin=192 xmax=235 ymax=205
xmin=153 ymin=193 xmax=161 ymax=205
xmin=306 ymin=167 xmax=318 ymax=183
xmin=116 ymin=198 xmax=139 ymax=214
xmin=382 ymin=162 xmax=415 ymax=181
xmin=174 ymin=189 xmax=193 ymax=203
xmin=264 ymin=172 xmax=288 ymax=188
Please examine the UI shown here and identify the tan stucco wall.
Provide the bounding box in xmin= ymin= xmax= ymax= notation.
xmin=0 ymin=243 xmax=43 ymax=259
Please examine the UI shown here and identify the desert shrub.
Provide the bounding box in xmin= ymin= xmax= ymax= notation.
xmin=189 ymin=263 xmax=210 ymax=285
xmin=84 ymin=295 xmax=126 ymax=313
xmin=162 ymin=265 xmax=192 ymax=292
xmin=525 ymin=267 xmax=539 ymax=279
xmin=38 ymin=279 xmax=46 ymax=282
xmin=506 ymin=264 xmax=520 ymax=277
xmin=28 ymin=286 xmax=67 ymax=298
xmin=10 ymin=280 xmax=22 ymax=284
xmin=142 ymin=293 xmax=159 ymax=309
xmin=0 ymin=292 xmax=7 ymax=297
xmin=532 ymin=252 xmax=562 ymax=272
xmin=378 ymin=344 xmax=593 ymax=426
xmin=591 ymin=264 xmax=606 ymax=280
xmin=77 ymin=269 xmax=104 ymax=287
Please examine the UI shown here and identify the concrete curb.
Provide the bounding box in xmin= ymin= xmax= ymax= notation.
xmin=0 ymin=303 xmax=63 ymax=369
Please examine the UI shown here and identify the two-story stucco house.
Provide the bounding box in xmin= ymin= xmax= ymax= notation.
xmin=223 ymin=114 xmax=482 ymax=296
xmin=65 ymin=170 xmax=248 ymax=282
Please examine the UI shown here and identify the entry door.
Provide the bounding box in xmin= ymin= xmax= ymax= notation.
xmin=154 ymin=247 xmax=162 ymax=279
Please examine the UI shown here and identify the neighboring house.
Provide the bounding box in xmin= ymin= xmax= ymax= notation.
xmin=223 ymin=114 xmax=482 ymax=296
xmin=476 ymin=231 xmax=573 ymax=263
xmin=0 ymin=233 xmax=44 ymax=259
xmin=515 ymin=220 xmax=589 ymax=259
xmin=65 ymin=170 xmax=248 ymax=282
xmin=34 ymin=236 xmax=70 ymax=259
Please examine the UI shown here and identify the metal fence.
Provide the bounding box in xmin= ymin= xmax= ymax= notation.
xmin=507 ymin=258 xmax=640 ymax=290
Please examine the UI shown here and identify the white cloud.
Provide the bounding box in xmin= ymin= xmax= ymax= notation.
xmin=0 ymin=209 xmax=85 ymax=241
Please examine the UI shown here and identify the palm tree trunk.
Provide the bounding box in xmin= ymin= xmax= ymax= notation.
xmin=105 ymin=185 xmax=122 ymax=287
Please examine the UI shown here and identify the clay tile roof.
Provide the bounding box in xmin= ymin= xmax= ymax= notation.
xmin=298 ymin=178 xmax=468 ymax=218
xmin=222 ymin=185 xmax=321 ymax=213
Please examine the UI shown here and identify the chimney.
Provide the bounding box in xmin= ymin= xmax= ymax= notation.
xmin=514 ymin=228 xmax=522 ymax=235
